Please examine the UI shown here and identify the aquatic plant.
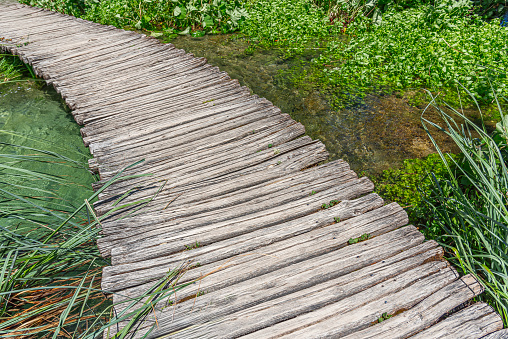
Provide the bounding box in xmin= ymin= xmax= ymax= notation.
xmin=374 ymin=153 xmax=455 ymax=223
xmin=316 ymin=1 xmax=508 ymax=105
xmin=0 ymin=54 xmax=34 ymax=84
xmin=0 ymin=144 xmax=192 ymax=337
xmin=242 ymin=0 xmax=331 ymax=56
xmin=419 ymin=87 xmax=508 ymax=326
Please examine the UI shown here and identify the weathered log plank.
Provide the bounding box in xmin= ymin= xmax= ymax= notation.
xmin=482 ymin=329 xmax=508 ymax=339
xmin=341 ymin=274 xmax=485 ymax=338
xmin=411 ymin=303 xmax=503 ymax=339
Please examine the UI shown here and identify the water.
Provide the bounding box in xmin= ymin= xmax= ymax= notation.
xmin=0 ymin=80 xmax=94 ymax=229
xmin=169 ymin=34 xmax=478 ymax=175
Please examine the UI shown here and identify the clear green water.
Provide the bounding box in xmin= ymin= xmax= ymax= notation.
xmin=0 ymin=80 xmax=94 ymax=229
xmin=169 ymin=34 xmax=471 ymax=175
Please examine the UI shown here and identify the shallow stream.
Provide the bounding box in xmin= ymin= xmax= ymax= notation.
xmin=170 ymin=34 xmax=478 ymax=175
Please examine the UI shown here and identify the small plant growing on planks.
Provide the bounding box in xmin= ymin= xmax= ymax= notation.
xmin=321 ymin=199 xmax=340 ymax=209
xmin=310 ymin=190 xmax=316 ymax=196
xmin=378 ymin=312 xmax=393 ymax=323
xmin=185 ymin=241 xmax=201 ymax=251
xmin=348 ymin=233 xmax=371 ymax=244
xmin=334 ymin=217 xmax=341 ymax=223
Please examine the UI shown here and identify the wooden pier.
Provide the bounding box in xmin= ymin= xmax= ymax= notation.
xmin=1 ymin=3 xmax=506 ymax=338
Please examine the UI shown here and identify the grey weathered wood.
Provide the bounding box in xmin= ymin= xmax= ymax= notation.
xmin=101 ymin=192 xmax=382 ymax=291
xmin=411 ymin=303 xmax=503 ymax=339
xmin=99 ymin=168 xmax=359 ymax=244
xmin=94 ymin=137 xmax=324 ymax=201
xmin=99 ymin=159 xmax=350 ymax=224
xmin=172 ymin=261 xmax=457 ymax=339
xmin=341 ymin=274 xmax=485 ymax=339
xmin=482 ymin=329 xmax=508 ymax=339
xmin=111 ymin=205 xmax=409 ymax=314
xmin=132 ymin=238 xmax=443 ymax=338
xmin=107 ymin=177 xmax=378 ymax=265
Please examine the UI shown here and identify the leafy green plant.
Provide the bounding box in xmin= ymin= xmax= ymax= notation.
xmin=185 ymin=241 xmax=201 ymax=251
xmin=20 ymin=0 xmax=248 ymax=34
xmin=420 ymin=88 xmax=508 ymax=326
xmin=348 ymin=233 xmax=371 ymax=244
xmin=375 ymin=153 xmax=455 ymax=223
xmin=242 ymin=0 xmax=332 ymax=56
xmin=21 ymin=0 xmax=88 ymax=17
xmin=316 ymin=3 xmax=508 ymax=105
xmin=321 ymin=199 xmax=340 ymax=209
xmin=378 ymin=312 xmax=393 ymax=322
xmin=472 ymin=0 xmax=508 ymax=19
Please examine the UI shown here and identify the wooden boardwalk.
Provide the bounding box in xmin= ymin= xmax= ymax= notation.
xmin=1 ymin=3 xmax=506 ymax=338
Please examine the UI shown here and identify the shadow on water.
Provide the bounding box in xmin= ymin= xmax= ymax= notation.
xmin=169 ymin=34 xmax=491 ymax=175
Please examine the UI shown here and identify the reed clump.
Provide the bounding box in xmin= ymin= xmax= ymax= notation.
xmin=0 ymin=143 xmax=192 ymax=338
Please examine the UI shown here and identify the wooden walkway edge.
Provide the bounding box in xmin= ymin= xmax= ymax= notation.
xmin=1 ymin=3 xmax=506 ymax=338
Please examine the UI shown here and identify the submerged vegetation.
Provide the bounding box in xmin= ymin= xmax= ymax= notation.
xmin=0 ymin=144 xmax=191 ymax=337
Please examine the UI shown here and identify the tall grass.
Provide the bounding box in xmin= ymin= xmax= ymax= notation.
xmin=421 ymin=86 xmax=508 ymax=325
xmin=0 ymin=54 xmax=35 ymax=84
xmin=0 ymin=144 xmax=193 ymax=338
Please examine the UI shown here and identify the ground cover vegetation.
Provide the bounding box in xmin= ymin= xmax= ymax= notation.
xmin=0 ymin=54 xmax=34 ymax=84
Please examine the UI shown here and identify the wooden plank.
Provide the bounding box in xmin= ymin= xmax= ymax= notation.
xmin=101 ymin=192 xmax=382 ymax=291
xmin=83 ymin=94 xmax=265 ymax=152
xmin=110 ymin=203 xmax=408 ymax=306
xmin=27 ymin=34 xmax=151 ymax=71
xmin=93 ymin=137 xmax=321 ymax=201
xmin=482 ymin=329 xmax=508 ymax=339
xmin=101 ymin=176 xmax=374 ymax=263
xmin=149 ymin=241 xmax=443 ymax=336
xmin=340 ymin=274 xmax=485 ymax=338
xmin=99 ymin=168 xmax=358 ymax=241
xmin=100 ymin=160 xmax=354 ymax=233
xmin=111 ymin=230 xmax=438 ymax=338
xmin=82 ymin=90 xmax=259 ymax=145
xmin=90 ymin=112 xmax=295 ymax=174
xmin=62 ymin=62 xmax=216 ymax=107
xmin=98 ymin=170 xmax=359 ymax=250
xmin=411 ymin=303 xmax=503 ymax=339
xmin=92 ymin=138 xmax=329 ymax=213
xmin=169 ymin=259 xmax=457 ymax=339
xmin=95 ymin=158 xmax=349 ymax=220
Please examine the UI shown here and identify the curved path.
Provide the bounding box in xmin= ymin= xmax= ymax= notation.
xmin=1 ymin=3 xmax=505 ymax=338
